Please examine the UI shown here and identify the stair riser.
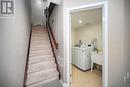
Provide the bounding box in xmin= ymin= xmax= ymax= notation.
xmin=30 ymin=42 xmax=51 ymax=46
xmin=30 ymin=44 xmax=50 ymax=47
xmin=32 ymin=31 xmax=48 ymax=36
xmin=31 ymin=34 xmax=48 ymax=37
xmin=31 ymin=33 xmax=48 ymax=35
xmin=29 ymin=50 xmax=52 ymax=54
xmin=28 ymin=66 xmax=57 ymax=74
xmin=28 ymin=63 xmax=56 ymax=73
xmin=30 ymin=42 xmax=50 ymax=45
xmin=30 ymin=47 xmax=52 ymax=51
xmin=32 ymin=26 xmax=45 ymax=28
xmin=32 ymin=28 xmax=46 ymax=29
xmin=32 ymin=30 xmax=47 ymax=32
xmin=32 ymin=26 xmax=45 ymax=29
xmin=32 ymin=27 xmax=46 ymax=29
xmin=32 ymin=28 xmax=47 ymax=30
xmin=31 ymin=40 xmax=50 ymax=43
xmin=30 ymin=40 xmax=50 ymax=43
xmin=32 ymin=31 xmax=47 ymax=33
xmin=32 ymin=32 xmax=47 ymax=35
xmin=31 ymin=38 xmax=49 ymax=41
xmin=30 ymin=48 xmax=52 ymax=51
xmin=29 ymin=57 xmax=54 ymax=64
xmin=31 ymin=35 xmax=48 ymax=37
xmin=27 ymin=71 xmax=59 ymax=85
xmin=29 ymin=52 xmax=53 ymax=57
xmin=28 ymin=67 xmax=57 ymax=77
xmin=27 ymin=74 xmax=59 ymax=86
xmin=29 ymin=55 xmax=53 ymax=59
xmin=30 ymin=45 xmax=51 ymax=48
xmin=31 ymin=37 xmax=49 ymax=39
xmin=30 ymin=44 xmax=51 ymax=47
xmin=32 ymin=31 xmax=48 ymax=34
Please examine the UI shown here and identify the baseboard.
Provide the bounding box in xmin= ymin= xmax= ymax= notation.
xmin=57 ymin=56 xmax=63 ymax=68
xmin=57 ymin=56 xmax=69 ymax=87
xmin=60 ymin=79 xmax=63 ymax=87
xmin=60 ymin=80 xmax=69 ymax=87
xmin=63 ymin=83 xmax=69 ymax=87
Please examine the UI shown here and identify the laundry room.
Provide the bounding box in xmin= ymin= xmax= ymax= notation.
xmin=71 ymin=8 xmax=103 ymax=87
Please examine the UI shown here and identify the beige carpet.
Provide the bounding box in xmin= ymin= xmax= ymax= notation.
xmin=26 ymin=26 xmax=59 ymax=87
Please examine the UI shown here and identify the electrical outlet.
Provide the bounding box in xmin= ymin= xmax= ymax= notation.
xmin=124 ymin=76 xmax=127 ymax=83
xmin=127 ymin=72 xmax=130 ymax=80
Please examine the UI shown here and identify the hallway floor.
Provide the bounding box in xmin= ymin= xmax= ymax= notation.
xmin=70 ymin=65 xmax=102 ymax=87
xmin=40 ymin=79 xmax=62 ymax=87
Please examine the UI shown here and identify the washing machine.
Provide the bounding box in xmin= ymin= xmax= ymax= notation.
xmin=72 ymin=44 xmax=94 ymax=71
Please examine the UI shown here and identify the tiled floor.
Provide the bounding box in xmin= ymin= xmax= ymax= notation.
xmin=70 ymin=65 xmax=102 ymax=87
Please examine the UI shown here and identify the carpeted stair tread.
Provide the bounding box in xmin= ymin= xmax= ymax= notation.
xmin=28 ymin=61 xmax=56 ymax=73
xmin=26 ymin=26 xmax=59 ymax=86
xmin=26 ymin=68 xmax=59 ymax=85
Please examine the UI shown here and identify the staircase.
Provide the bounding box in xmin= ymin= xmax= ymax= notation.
xmin=25 ymin=26 xmax=59 ymax=87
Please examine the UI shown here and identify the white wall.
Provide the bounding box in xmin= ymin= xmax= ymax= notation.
xmin=71 ymin=28 xmax=77 ymax=46
xmin=108 ymin=0 xmax=130 ymax=87
xmin=50 ymin=0 xmax=130 ymax=86
xmin=31 ymin=0 xmax=46 ymax=25
xmin=72 ymin=22 xmax=102 ymax=50
xmin=64 ymin=0 xmax=104 ymax=9
xmin=0 ymin=0 xmax=31 ymax=87
xmin=49 ymin=1 xmax=64 ymax=81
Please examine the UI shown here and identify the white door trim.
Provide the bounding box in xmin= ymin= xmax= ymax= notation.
xmin=63 ymin=1 xmax=108 ymax=87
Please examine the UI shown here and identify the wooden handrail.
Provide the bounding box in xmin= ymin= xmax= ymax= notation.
xmin=45 ymin=3 xmax=60 ymax=79
xmin=46 ymin=23 xmax=58 ymax=49
xmin=46 ymin=22 xmax=60 ymax=79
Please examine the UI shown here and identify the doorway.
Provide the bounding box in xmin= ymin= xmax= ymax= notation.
xmin=63 ymin=1 xmax=108 ymax=87
xmin=71 ymin=7 xmax=102 ymax=87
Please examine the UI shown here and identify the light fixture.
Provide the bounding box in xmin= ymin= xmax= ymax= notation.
xmin=78 ymin=20 xmax=82 ymax=24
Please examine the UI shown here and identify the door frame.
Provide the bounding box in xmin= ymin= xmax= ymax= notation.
xmin=63 ymin=1 xmax=108 ymax=87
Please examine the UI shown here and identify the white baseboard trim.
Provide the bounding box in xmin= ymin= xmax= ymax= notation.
xmin=57 ymin=56 xmax=63 ymax=68
xmin=60 ymin=80 xmax=63 ymax=86
xmin=63 ymin=83 xmax=69 ymax=87
xmin=60 ymin=80 xmax=69 ymax=87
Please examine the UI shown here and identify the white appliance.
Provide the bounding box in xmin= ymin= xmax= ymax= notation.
xmin=72 ymin=45 xmax=94 ymax=71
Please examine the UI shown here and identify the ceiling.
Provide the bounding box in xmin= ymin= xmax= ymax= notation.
xmin=71 ymin=8 xmax=102 ymax=29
